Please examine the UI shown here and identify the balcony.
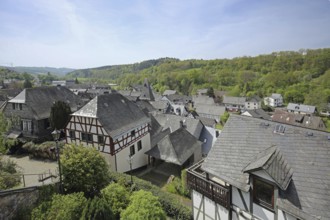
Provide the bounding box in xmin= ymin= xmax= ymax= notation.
xmin=187 ymin=160 xmax=230 ymax=209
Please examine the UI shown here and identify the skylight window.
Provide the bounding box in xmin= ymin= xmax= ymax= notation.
xmin=274 ymin=124 xmax=285 ymax=134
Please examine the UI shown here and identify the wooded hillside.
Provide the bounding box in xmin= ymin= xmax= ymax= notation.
xmin=67 ymin=48 xmax=330 ymax=110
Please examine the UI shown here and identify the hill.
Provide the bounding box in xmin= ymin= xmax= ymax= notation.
xmin=65 ymin=48 xmax=330 ymax=110
xmin=66 ymin=57 xmax=179 ymax=80
xmin=7 ymin=66 xmax=75 ymax=76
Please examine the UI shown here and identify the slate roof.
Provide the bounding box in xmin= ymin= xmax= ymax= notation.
xmin=223 ymin=96 xmax=246 ymax=105
xmin=132 ymin=78 xmax=155 ymax=101
xmin=195 ymin=104 xmax=226 ymax=117
xmin=145 ymin=127 xmax=202 ymax=165
xmin=192 ymin=95 xmax=215 ymax=105
xmin=242 ymin=146 xmax=293 ymax=190
xmin=246 ymin=96 xmax=261 ymax=102
xmin=149 ymin=100 xmax=169 ymax=111
xmin=273 ymin=109 xmax=325 ymax=131
xmin=202 ymin=114 xmax=330 ymax=219
xmin=153 ymin=113 xmax=203 ymax=139
xmin=72 ymin=94 xmax=151 ymax=138
xmin=287 ymin=103 xmax=316 ymax=114
xmin=166 ymin=94 xmax=192 ymax=103
xmin=163 ymin=90 xmax=177 ymax=96
xmin=242 ymin=109 xmax=271 ymax=120
xmin=271 ymin=93 xmax=282 ymax=99
xmin=9 ymin=86 xmax=82 ymax=120
xmin=196 ymin=116 xmax=217 ymax=127
xmin=134 ymin=100 xmax=156 ymax=113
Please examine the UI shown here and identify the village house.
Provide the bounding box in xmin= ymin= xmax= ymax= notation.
xmin=162 ymin=94 xmax=193 ymax=116
xmin=244 ymin=96 xmax=262 ymax=110
xmin=3 ymin=86 xmax=82 ymax=141
xmin=264 ymin=93 xmax=283 ymax=107
xmin=65 ymin=93 xmax=151 ymax=173
xmin=320 ymin=103 xmax=330 ymax=117
xmin=241 ymin=109 xmax=271 ymax=120
xmin=272 ymin=109 xmax=326 ymax=131
xmin=187 ymin=114 xmax=330 ymax=220
xmin=223 ymin=96 xmax=246 ymax=112
xmin=286 ymin=103 xmax=316 ymax=115
xmin=145 ymin=126 xmax=202 ymax=170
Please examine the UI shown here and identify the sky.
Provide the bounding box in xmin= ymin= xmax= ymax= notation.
xmin=0 ymin=0 xmax=330 ymax=69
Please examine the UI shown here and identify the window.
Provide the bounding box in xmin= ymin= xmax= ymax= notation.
xmin=82 ymin=132 xmax=93 ymax=142
xmin=22 ymin=120 xmax=32 ymax=132
xmin=137 ymin=140 xmax=142 ymax=151
xmin=253 ymin=178 xmax=274 ymax=209
xmin=98 ymin=135 xmax=104 ymax=144
xmin=69 ymin=130 xmax=76 ymax=139
xmin=12 ymin=103 xmax=22 ymax=110
xmin=130 ymin=145 xmax=135 ymax=156
xmin=131 ymin=130 xmax=135 ymax=137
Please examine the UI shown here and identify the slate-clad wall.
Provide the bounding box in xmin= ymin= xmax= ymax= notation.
xmin=0 ymin=187 xmax=39 ymax=220
xmin=3 ymin=102 xmax=50 ymax=139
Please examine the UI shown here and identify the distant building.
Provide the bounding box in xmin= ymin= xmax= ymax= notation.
xmin=264 ymin=93 xmax=283 ymax=107
xmin=223 ymin=96 xmax=246 ymax=112
xmin=241 ymin=109 xmax=271 ymax=120
xmin=287 ymin=103 xmax=316 ymax=115
xmin=272 ymin=109 xmax=325 ymax=131
xmin=245 ymin=96 xmax=262 ymax=110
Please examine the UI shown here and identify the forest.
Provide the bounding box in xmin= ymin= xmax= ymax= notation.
xmin=67 ymin=48 xmax=330 ymax=111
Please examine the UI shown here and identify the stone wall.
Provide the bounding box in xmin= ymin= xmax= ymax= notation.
xmin=0 ymin=186 xmax=39 ymax=220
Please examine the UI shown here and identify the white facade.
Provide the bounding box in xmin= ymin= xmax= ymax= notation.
xmin=264 ymin=94 xmax=283 ymax=107
xmin=66 ymin=115 xmax=151 ymax=173
xmin=244 ymin=100 xmax=261 ymax=110
xmin=189 ymin=167 xmax=298 ymax=220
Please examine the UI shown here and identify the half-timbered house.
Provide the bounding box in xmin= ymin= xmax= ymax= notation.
xmin=187 ymin=114 xmax=330 ymax=220
xmin=65 ymin=93 xmax=151 ymax=173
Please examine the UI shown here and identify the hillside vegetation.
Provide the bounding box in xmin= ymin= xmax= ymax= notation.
xmin=67 ymin=48 xmax=330 ymax=110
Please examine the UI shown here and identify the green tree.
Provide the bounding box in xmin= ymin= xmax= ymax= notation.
xmin=23 ymin=79 xmax=33 ymax=88
xmin=220 ymin=112 xmax=230 ymax=125
xmin=121 ymin=190 xmax=166 ymax=220
xmin=31 ymin=192 xmax=87 ymax=220
xmin=101 ymin=183 xmax=130 ymax=218
xmin=81 ymin=196 xmax=114 ymax=220
xmin=49 ymin=101 xmax=71 ymax=130
xmin=0 ymin=157 xmax=21 ymax=190
xmin=61 ymin=144 xmax=110 ymax=197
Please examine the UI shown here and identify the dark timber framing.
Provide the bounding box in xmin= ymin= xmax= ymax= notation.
xmin=66 ymin=115 xmax=149 ymax=156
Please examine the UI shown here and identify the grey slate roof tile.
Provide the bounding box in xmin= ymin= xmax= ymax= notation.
xmin=201 ymin=114 xmax=330 ymax=219
xmin=145 ymin=127 xmax=202 ymax=165
xmin=9 ymin=86 xmax=82 ymax=120
xmin=72 ymin=94 xmax=151 ymax=138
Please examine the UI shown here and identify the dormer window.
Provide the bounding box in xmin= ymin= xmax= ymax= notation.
xmin=253 ymin=178 xmax=274 ymax=209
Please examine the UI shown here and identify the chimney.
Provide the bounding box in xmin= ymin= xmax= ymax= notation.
xmin=179 ymin=120 xmax=186 ymax=128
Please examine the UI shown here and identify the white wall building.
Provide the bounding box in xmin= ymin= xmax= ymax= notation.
xmin=187 ymin=115 xmax=330 ymax=220
xmin=264 ymin=93 xmax=283 ymax=107
xmin=65 ymin=93 xmax=151 ymax=173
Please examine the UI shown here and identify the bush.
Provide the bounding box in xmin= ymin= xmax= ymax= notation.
xmin=22 ymin=141 xmax=64 ymax=160
xmin=61 ymin=144 xmax=110 ymax=197
xmin=109 ymin=171 xmax=192 ymax=220
xmin=31 ymin=192 xmax=87 ymax=220
xmin=121 ymin=190 xmax=166 ymax=220
xmin=0 ymin=157 xmax=21 ymax=190
xmin=101 ymin=183 xmax=130 ymax=218
xmin=81 ymin=196 xmax=114 ymax=220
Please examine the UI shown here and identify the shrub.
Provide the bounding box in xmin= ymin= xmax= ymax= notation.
xmin=109 ymin=171 xmax=192 ymax=220
xmin=23 ymin=141 xmax=64 ymax=160
xmin=31 ymin=192 xmax=87 ymax=220
xmin=121 ymin=190 xmax=166 ymax=220
xmin=0 ymin=157 xmax=21 ymax=190
xmin=101 ymin=183 xmax=130 ymax=218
